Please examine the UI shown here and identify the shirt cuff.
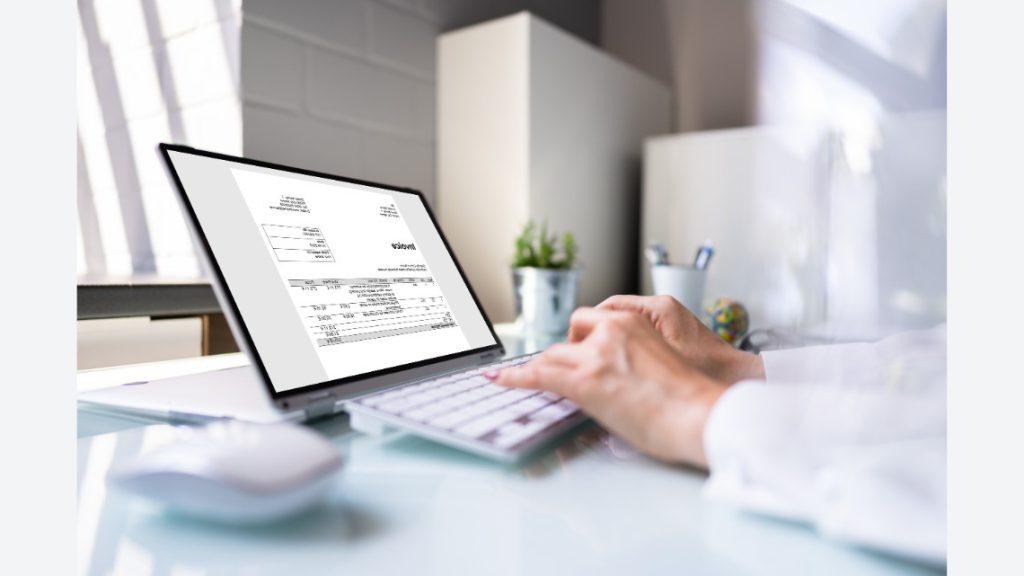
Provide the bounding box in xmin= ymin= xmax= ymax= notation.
xmin=701 ymin=379 xmax=816 ymax=521
xmin=762 ymin=345 xmax=848 ymax=386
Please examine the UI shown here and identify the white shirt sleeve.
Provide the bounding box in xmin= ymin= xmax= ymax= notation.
xmin=701 ymin=325 xmax=946 ymax=564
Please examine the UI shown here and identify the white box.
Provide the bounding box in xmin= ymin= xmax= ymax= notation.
xmin=641 ymin=112 xmax=946 ymax=333
xmin=438 ymin=13 xmax=671 ymax=321
xmin=642 ymin=126 xmax=832 ymax=328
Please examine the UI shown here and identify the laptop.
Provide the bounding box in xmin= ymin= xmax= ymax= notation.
xmin=78 ymin=144 xmax=586 ymax=463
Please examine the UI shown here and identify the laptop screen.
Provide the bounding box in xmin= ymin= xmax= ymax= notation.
xmin=162 ymin=147 xmax=499 ymax=396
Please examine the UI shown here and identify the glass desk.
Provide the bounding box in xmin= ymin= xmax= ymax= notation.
xmin=78 ymin=327 xmax=941 ymax=576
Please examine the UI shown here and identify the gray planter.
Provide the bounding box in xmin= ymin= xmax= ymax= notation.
xmin=512 ymin=267 xmax=579 ymax=334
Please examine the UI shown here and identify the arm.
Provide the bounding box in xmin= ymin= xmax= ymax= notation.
xmin=760 ymin=324 xmax=947 ymax=389
xmin=703 ymin=376 xmax=946 ymax=562
xmin=491 ymin=301 xmax=946 ymax=561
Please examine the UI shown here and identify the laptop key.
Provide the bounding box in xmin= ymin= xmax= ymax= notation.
xmin=403 ymin=402 xmax=451 ymax=422
xmin=513 ymin=395 xmax=551 ymax=413
xmin=361 ymin=389 xmax=407 ymax=406
xmin=504 ymin=388 xmax=538 ymax=401
xmin=454 ymin=408 xmax=522 ymax=438
xmin=379 ymin=393 xmax=432 ymax=413
xmin=428 ymin=404 xmax=485 ymax=429
xmin=491 ymin=420 xmax=551 ymax=448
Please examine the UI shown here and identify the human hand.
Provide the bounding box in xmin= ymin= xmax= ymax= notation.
xmin=592 ymin=295 xmax=764 ymax=384
xmin=489 ymin=308 xmax=727 ymax=467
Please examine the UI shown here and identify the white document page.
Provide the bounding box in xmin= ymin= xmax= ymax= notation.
xmin=230 ymin=167 xmax=479 ymax=384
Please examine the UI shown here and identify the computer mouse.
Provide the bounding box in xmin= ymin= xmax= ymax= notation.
xmin=109 ymin=420 xmax=343 ymax=524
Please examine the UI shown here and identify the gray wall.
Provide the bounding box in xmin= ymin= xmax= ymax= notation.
xmin=241 ymin=0 xmax=599 ymax=207
xmin=602 ymin=0 xmax=758 ymax=132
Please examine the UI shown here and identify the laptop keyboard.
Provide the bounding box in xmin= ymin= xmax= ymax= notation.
xmin=352 ymin=354 xmax=581 ymax=450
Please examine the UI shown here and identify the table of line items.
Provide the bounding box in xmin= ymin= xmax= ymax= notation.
xmin=289 ymin=277 xmax=458 ymax=346
xmin=263 ymin=224 xmax=335 ymax=263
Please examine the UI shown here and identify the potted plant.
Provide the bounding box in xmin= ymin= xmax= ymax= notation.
xmin=511 ymin=220 xmax=579 ymax=334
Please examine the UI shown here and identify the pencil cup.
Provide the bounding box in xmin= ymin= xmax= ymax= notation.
xmin=651 ymin=265 xmax=707 ymax=313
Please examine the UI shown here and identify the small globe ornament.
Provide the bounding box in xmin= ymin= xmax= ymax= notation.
xmin=703 ymin=298 xmax=750 ymax=344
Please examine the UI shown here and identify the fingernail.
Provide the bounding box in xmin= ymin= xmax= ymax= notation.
xmin=483 ymin=370 xmax=499 ymax=380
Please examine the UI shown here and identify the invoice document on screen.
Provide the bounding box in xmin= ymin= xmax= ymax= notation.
xmin=231 ymin=168 xmax=473 ymax=381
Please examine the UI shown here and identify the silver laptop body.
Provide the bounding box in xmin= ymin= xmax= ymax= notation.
xmin=80 ymin=145 xmax=584 ymax=462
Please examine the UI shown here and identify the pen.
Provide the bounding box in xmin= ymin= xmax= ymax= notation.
xmin=693 ymin=239 xmax=714 ymax=270
xmin=645 ymin=241 xmax=669 ymax=267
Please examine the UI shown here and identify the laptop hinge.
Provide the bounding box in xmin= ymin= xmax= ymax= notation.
xmin=303 ymin=399 xmax=336 ymax=420
xmin=478 ymin=350 xmax=503 ymax=365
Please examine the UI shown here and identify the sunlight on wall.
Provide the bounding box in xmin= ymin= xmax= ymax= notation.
xmin=756 ymin=0 xmax=947 ymax=334
xmin=76 ymin=0 xmax=243 ymax=278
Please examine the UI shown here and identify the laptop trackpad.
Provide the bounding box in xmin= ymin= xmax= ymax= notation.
xmin=78 ymin=366 xmax=289 ymax=423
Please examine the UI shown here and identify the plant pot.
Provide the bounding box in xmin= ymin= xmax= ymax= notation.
xmin=512 ymin=267 xmax=579 ymax=334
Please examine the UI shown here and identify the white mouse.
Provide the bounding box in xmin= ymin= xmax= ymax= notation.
xmin=109 ymin=420 xmax=343 ymax=524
